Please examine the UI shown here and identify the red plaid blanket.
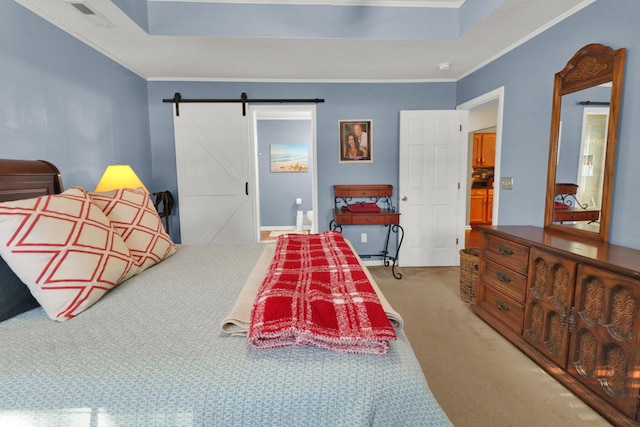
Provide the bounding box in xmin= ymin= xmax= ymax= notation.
xmin=248 ymin=231 xmax=396 ymax=355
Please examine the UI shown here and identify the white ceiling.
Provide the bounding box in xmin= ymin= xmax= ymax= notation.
xmin=15 ymin=0 xmax=594 ymax=82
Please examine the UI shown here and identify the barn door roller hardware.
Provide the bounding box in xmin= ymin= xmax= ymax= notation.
xmin=163 ymin=92 xmax=325 ymax=116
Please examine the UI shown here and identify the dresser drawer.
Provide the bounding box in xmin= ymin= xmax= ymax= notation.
xmin=351 ymin=214 xmax=387 ymax=225
xmin=480 ymin=258 xmax=527 ymax=303
xmin=351 ymin=214 xmax=400 ymax=224
xmin=484 ymin=234 xmax=530 ymax=275
xmin=334 ymin=185 xmax=392 ymax=198
xmin=479 ymin=286 xmax=524 ymax=334
xmin=553 ymin=208 xmax=599 ymax=222
xmin=334 ymin=211 xmax=400 ymax=225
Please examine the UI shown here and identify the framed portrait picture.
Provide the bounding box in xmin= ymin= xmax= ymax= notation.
xmin=339 ymin=120 xmax=372 ymax=163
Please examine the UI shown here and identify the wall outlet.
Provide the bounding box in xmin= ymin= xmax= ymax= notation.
xmin=361 ymin=233 xmax=367 ymax=243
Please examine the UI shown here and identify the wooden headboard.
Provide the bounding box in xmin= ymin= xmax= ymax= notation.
xmin=0 ymin=159 xmax=64 ymax=202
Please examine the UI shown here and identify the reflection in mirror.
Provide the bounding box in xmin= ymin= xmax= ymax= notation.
xmin=576 ymin=109 xmax=608 ymax=209
xmin=553 ymin=87 xmax=610 ymax=235
xmin=544 ymin=43 xmax=626 ymax=243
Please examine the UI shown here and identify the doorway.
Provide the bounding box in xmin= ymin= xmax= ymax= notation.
xmin=457 ymin=87 xmax=505 ymax=248
xmin=250 ymin=105 xmax=318 ymax=243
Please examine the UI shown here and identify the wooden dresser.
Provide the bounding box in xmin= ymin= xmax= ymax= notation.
xmin=472 ymin=226 xmax=640 ymax=426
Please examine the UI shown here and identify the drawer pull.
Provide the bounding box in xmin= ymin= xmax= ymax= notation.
xmin=496 ymin=271 xmax=512 ymax=283
xmin=495 ymin=299 xmax=510 ymax=312
xmin=498 ymin=245 xmax=514 ymax=256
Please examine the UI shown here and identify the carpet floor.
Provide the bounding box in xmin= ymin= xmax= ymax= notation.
xmin=368 ymin=265 xmax=613 ymax=427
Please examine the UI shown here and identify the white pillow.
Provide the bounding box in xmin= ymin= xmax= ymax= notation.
xmin=89 ymin=188 xmax=176 ymax=273
xmin=0 ymin=187 xmax=137 ymax=321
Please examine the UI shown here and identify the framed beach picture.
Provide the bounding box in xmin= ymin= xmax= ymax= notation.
xmin=270 ymin=144 xmax=309 ymax=173
xmin=339 ymin=120 xmax=372 ymax=163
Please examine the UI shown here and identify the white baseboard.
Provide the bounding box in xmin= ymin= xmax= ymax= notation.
xmin=260 ymin=226 xmax=296 ymax=231
xmin=260 ymin=226 xmax=312 ymax=232
xmin=361 ymin=260 xmax=385 ymax=267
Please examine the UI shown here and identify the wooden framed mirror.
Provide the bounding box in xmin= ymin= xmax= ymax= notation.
xmin=544 ymin=43 xmax=626 ymax=242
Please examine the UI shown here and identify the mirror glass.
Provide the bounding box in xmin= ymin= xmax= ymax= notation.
xmin=544 ymin=44 xmax=626 ymax=242
xmin=553 ymin=86 xmax=610 ymax=235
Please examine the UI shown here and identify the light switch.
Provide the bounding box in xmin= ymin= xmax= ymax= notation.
xmin=501 ymin=177 xmax=513 ymax=190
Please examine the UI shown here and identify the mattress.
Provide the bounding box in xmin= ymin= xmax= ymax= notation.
xmin=0 ymin=243 xmax=451 ymax=426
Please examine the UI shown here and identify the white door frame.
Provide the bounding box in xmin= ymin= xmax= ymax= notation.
xmin=249 ymin=105 xmax=318 ymax=241
xmin=457 ymin=87 xmax=505 ymax=229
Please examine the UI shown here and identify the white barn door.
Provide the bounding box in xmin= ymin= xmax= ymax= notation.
xmin=173 ymin=103 xmax=255 ymax=244
xmin=399 ymin=110 xmax=464 ymax=266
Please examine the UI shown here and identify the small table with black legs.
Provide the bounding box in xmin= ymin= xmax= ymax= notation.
xmin=329 ymin=184 xmax=404 ymax=279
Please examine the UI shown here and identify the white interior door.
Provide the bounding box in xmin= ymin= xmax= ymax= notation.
xmin=399 ymin=110 xmax=464 ymax=266
xmin=173 ymin=103 xmax=255 ymax=244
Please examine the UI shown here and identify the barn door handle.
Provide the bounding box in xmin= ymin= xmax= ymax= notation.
xmin=245 ymin=182 xmax=249 ymax=195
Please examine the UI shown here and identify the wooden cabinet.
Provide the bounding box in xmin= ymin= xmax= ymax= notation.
xmin=472 ymin=132 xmax=496 ymax=167
xmin=568 ymin=265 xmax=640 ymax=417
xmin=473 ymin=226 xmax=640 ymax=426
xmin=524 ymin=248 xmax=576 ymax=367
xmin=470 ymin=188 xmax=493 ymax=224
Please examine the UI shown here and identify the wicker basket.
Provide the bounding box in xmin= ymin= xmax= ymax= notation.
xmin=459 ymin=248 xmax=480 ymax=303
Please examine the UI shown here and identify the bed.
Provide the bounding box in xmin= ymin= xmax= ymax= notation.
xmin=0 ymin=159 xmax=451 ymax=426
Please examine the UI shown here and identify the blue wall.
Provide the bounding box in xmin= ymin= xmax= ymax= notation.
xmin=1 ymin=1 xmax=151 ymax=192
xmin=4 ymin=0 xmax=640 ymax=251
xmin=257 ymin=120 xmax=313 ymax=227
xmin=456 ymin=0 xmax=640 ymax=248
xmin=148 ymin=81 xmax=455 ymax=251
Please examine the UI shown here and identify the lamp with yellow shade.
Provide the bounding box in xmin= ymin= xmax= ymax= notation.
xmin=95 ymin=164 xmax=149 ymax=193
xmin=95 ymin=164 xmax=174 ymax=235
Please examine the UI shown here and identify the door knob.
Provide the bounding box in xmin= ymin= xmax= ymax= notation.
xmin=401 ymin=196 xmax=408 ymax=201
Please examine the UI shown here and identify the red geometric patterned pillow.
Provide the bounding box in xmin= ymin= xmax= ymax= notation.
xmin=89 ymin=188 xmax=176 ymax=273
xmin=0 ymin=187 xmax=137 ymax=321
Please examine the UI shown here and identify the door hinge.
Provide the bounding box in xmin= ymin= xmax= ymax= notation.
xmin=459 ymin=124 xmax=462 ymax=132
xmin=456 ymin=238 xmax=459 ymax=245
xmin=458 ymin=182 xmax=461 ymax=190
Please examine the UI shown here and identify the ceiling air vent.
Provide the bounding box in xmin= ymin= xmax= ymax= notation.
xmin=66 ymin=1 xmax=114 ymax=28
xmin=70 ymin=2 xmax=95 ymax=15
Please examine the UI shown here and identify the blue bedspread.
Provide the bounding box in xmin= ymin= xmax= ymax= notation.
xmin=0 ymin=244 xmax=451 ymax=426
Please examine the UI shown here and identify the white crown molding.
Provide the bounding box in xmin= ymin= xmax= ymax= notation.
xmin=147 ymin=76 xmax=458 ymax=83
xmin=148 ymin=0 xmax=466 ymax=8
